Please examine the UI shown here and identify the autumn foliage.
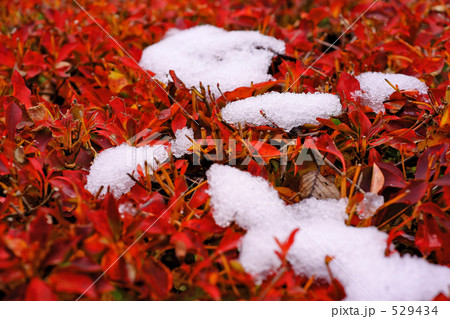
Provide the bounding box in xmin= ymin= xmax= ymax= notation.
xmin=0 ymin=0 xmax=449 ymax=300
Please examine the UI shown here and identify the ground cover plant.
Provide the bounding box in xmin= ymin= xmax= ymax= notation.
xmin=0 ymin=0 xmax=449 ymax=301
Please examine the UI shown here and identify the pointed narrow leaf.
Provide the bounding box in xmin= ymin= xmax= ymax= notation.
xmin=11 ymin=70 xmax=32 ymax=109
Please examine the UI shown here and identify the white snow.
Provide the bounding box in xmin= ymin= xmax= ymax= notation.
xmin=207 ymin=164 xmax=450 ymax=300
xmin=358 ymin=192 xmax=384 ymax=219
xmin=85 ymin=127 xmax=197 ymax=197
xmin=220 ymin=92 xmax=342 ymax=131
xmin=139 ymin=25 xmax=285 ymax=97
xmin=171 ymin=127 xmax=194 ymax=158
xmin=354 ymin=72 xmax=428 ymax=112
xmin=85 ymin=144 xmax=168 ymax=198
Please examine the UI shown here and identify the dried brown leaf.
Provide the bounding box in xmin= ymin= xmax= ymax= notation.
xmin=370 ymin=163 xmax=385 ymax=194
xmin=27 ymin=103 xmax=51 ymax=122
xmin=299 ymin=171 xmax=340 ymax=200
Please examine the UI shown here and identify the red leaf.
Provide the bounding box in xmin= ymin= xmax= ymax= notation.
xmin=169 ymin=70 xmax=185 ymax=89
xmin=433 ymin=293 xmax=450 ymax=301
xmin=141 ymin=192 xmax=167 ymax=214
xmin=368 ymin=149 xmax=382 ymax=166
xmin=217 ymin=228 xmax=242 ymax=254
xmin=415 ymin=214 xmax=444 ymax=255
xmin=384 ymin=91 xmax=407 ymax=113
xmin=183 ymin=214 xmax=224 ymax=233
xmin=22 ymin=50 xmax=46 ymax=78
xmin=105 ymin=193 xmax=121 ymax=241
xmin=442 ymin=186 xmax=450 ymax=207
xmin=189 ymin=184 xmax=209 ymax=209
xmin=101 ymin=248 xmax=129 ymax=282
xmin=349 ymin=109 xmax=371 ymax=137
xmin=248 ymin=140 xmax=281 ymax=163
xmin=171 ymin=113 xmax=187 ymax=133
xmin=197 ymin=281 xmax=221 ymax=300
xmin=215 ymin=119 xmax=232 ymax=140
xmin=25 ymin=278 xmax=57 ymax=301
xmin=419 ymin=202 xmax=450 ymax=220
xmin=396 ymin=180 xmax=428 ymax=204
xmin=43 ymin=239 xmax=74 ymax=267
xmin=28 ymin=211 xmax=51 ymax=246
xmin=34 ymin=128 xmax=52 ymax=152
xmin=222 ymin=86 xmax=255 ymax=101
xmin=11 ymin=70 xmax=32 ymax=109
xmin=65 ymin=257 xmax=103 ymax=273
xmin=375 ymin=162 xmax=406 ymax=188
xmin=56 ymin=42 xmax=78 ymax=63
xmin=247 ymin=159 xmax=262 ymax=176
xmin=142 ymin=257 xmax=172 ymax=299
xmin=48 ymin=271 xmax=97 ymax=299
xmin=416 ymin=204 xmax=450 ymax=264
xmin=154 ymin=84 xmax=172 ymax=107
xmin=109 ymin=97 xmax=127 ymax=124
xmin=49 ymin=176 xmax=77 ymax=198
xmin=118 ymin=56 xmax=142 ymax=70
xmin=304 ymin=135 xmax=346 ymax=172
xmin=275 ymin=228 xmax=299 ymax=262
xmin=327 ymin=278 xmax=346 ymax=300
xmin=158 ymin=108 xmax=171 ymax=120
xmin=253 ymin=80 xmax=282 ymax=95
xmin=87 ymin=210 xmax=114 ymax=241
xmin=416 ymin=144 xmax=449 ymax=180
xmin=337 ymin=72 xmax=360 ymax=102
xmin=318 ymin=118 xmax=353 ymax=134
xmin=433 ymin=174 xmax=450 ymax=186
xmin=154 ymin=84 xmax=171 ymax=106
xmin=0 ymin=44 xmax=16 ymax=68
xmin=0 ymin=153 xmax=10 ymax=174
xmin=414 ymin=57 xmax=444 ymax=75
xmin=308 ymin=7 xmax=329 ymax=25
xmin=5 ymin=101 xmax=22 ymax=140
xmin=386 ymin=229 xmax=405 ymax=255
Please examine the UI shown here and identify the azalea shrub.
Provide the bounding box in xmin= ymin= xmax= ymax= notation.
xmin=0 ymin=0 xmax=449 ymax=301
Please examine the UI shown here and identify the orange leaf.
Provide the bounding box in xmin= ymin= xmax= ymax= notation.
xmin=108 ymin=71 xmax=128 ymax=93
xmin=248 ymin=140 xmax=281 ymax=163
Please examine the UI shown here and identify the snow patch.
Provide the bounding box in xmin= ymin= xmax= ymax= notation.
xmin=85 ymin=127 xmax=196 ymax=198
xmin=85 ymin=144 xmax=168 ymax=198
xmin=171 ymin=127 xmax=194 ymax=158
xmin=139 ymin=25 xmax=285 ymax=97
xmin=207 ymin=164 xmax=450 ymax=300
xmin=354 ymin=72 xmax=428 ymax=112
xmin=221 ymin=92 xmax=342 ymax=131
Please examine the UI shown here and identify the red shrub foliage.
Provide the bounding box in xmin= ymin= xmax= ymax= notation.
xmin=0 ymin=0 xmax=449 ymax=300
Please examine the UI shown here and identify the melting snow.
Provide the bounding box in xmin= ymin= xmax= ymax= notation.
xmin=221 ymin=92 xmax=342 ymax=131
xmin=354 ymin=72 xmax=428 ymax=112
xmin=207 ymin=164 xmax=450 ymax=300
xmin=358 ymin=192 xmax=384 ymax=219
xmin=139 ymin=25 xmax=285 ymax=97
